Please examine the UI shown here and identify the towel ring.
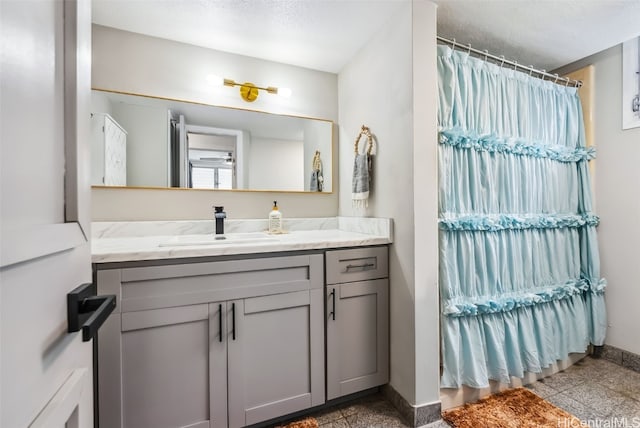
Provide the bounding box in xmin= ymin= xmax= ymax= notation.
xmin=354 ymin=125 xmax=374 ymax=156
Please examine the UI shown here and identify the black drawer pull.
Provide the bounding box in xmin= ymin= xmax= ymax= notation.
xmin=346 ymin=262 xmax=375 ymax=271
xmin=67 ymin=283 xmax=116 ymax=342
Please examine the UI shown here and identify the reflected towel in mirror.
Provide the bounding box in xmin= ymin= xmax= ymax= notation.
xmin=310 ymin=150 xmax=324 ymax=192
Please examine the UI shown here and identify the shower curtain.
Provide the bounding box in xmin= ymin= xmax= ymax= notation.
xmin=437 ymin=45 xmax=607 ymax=389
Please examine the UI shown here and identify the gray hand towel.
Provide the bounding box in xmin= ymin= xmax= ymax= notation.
xmin=352 ymin=153 xmax=371 ymax=208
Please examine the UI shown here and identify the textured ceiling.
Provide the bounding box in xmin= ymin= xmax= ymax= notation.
xmin=91 ymin=0 xmax=407 ymax=73
xmin=92 ymin=0 xmax=640 ymax=74
xmin=434 ymin=0 xmax=640 ymax=71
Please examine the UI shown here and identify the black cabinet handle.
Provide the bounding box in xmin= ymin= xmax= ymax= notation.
xmin=329 ymin=288 xmax=336 ymax=321
xmin=67 ymin=283 xmax=116 ymax=342
xmin=231 ymin=302 xmax=236 ymax=340
xmin=218 ymin=303 xmax=223 ymax=343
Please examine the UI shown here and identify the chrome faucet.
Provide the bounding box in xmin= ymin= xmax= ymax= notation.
xmin=213 ymin=206 xmax=226 ymax=238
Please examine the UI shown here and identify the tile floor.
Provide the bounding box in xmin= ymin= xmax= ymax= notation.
xmin=276 ymin=356 xmax=640 ymax=427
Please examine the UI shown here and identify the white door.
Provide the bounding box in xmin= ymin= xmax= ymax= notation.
xmin=1 ymin=0 xmax=95 ymax=427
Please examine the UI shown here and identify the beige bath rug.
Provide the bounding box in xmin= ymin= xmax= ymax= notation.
xmin=442 ymin=387 xmax=581 ymax=428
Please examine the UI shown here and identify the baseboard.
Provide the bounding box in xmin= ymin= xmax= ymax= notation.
xmin=381 ymin=384 xmax=442 ymax=427
xmin=598 ymin=344 xmax=640 ymax=373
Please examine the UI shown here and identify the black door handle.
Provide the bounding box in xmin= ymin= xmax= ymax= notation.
xmin=68 ymin=283 xmax=116 ymax=342
xmin=219 ymin=303 xmax=223 ymax=343
xmin=231 ymin=302 xmax=236 ymax=340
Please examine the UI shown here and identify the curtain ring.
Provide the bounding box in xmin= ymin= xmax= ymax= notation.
xmin=528 ymin=65 xmax=534 ymax=76
xmin=483 ymin=50 xmax=489 ymax=62
xmin=467 ymin=43 xmax=472 ymax=54
xmin=451 ymin=38 xmax=457 ymax=49
xmin=564 ymin=77 xmax=571 ymax=86
xmin=513 ymin=60 xmax=518 ymax=71
xmin=554 ymin=73 xmax=559 ymax=83
xmin=499 ymin=55 xmax=505 ymax=67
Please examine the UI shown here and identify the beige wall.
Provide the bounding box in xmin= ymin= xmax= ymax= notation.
xmin=338 ymin=1 xmax=440 ymax=407
xmin=91 ymin=25 xmax=338 ymax=220
xmin=92 ymin=187 xmax=337 ymax=220
xmin=556 ymin=45 xmax=640 ymax=355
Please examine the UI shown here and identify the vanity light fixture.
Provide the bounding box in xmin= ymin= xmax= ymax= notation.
xmin=208 ymin=75 xmax=291 ymax=102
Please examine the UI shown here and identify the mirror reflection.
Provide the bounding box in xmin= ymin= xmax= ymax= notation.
xmin=90 ymin=89 xmax=333 ymax=192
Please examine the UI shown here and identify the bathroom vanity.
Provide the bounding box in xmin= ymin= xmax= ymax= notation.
xmin=92 ymin=218 xmax=391 ymax=428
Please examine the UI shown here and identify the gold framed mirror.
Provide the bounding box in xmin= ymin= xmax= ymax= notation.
xmin=91 ymin=89 xmax=334 ymax=193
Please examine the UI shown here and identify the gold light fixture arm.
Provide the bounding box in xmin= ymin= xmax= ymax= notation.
xmin=223 ymin=79 xmax=282 ymax=102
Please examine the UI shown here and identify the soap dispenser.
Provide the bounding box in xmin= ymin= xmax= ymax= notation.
xmin=268 ymin=201 xmax=282 ymax=233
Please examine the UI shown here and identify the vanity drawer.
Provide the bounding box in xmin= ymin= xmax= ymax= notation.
xmin=98 ymin=254 xmax=324 ymax=313
xmin=326 ymin=247 xmax=388 ymax=284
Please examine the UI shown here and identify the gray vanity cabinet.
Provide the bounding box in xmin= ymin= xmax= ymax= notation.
xmin=325 ymin=247 xmax=389 ymax=400
xmin=96 ymin=254 xmax=325 ymax=428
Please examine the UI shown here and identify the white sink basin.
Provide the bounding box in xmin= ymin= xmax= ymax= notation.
xmin=159 ymin=233 xmax=279 ymax=247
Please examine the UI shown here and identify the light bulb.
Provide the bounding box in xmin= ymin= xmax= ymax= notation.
xmin=277 ymin=87 xmax=292 ymax=98
xmin=207 ymin=74 xmax=224 ymax=86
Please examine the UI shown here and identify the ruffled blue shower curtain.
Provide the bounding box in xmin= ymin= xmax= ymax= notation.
xmin=437 ymin=45 xmax=607 ymax=389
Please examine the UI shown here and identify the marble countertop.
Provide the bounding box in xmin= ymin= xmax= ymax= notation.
xmin=92 ymin=217 xmax=392 ymax=263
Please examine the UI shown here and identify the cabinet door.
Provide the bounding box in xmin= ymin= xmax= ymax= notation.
xmin=227 ymin=290 xmax=324 ymax=428
xmin=326 ymin=279 xmax=389 ymax=400
xmin=119 ymin=303 xmax=226 ymax=428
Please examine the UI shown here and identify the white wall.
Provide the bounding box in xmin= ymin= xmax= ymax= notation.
xmin=110 ymin=102 xmax=168 ymax=187
xmin=91 ymin=90 xmax=113 ymax=116
xmin=91 ymin=25 xmax=338 ymax=220
xmin=248 ymin=138 xmax=304 ymax=191
xmin=338 ymin=0 xmax=439 ymax=407
xmin=557 ymin=45 xmax=640 ymax=355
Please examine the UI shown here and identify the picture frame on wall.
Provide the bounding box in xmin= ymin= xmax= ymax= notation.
xmin=622 ymin=36 xmax=640 ymax=130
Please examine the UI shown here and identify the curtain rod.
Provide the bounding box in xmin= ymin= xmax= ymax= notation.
xmin=437 ymin=36 xmax=582 ymax=88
